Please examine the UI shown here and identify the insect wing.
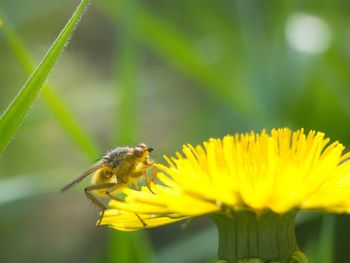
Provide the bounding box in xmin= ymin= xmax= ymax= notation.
xmin=60 ymin=162 xmax=105 ymax=192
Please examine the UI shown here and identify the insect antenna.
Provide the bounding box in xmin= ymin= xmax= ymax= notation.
xmin=60 ymin=162 xmax=105 ymax=192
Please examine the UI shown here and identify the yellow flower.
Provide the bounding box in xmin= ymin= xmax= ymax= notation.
xmin=100 ymin=128 xmax=350 ymax=231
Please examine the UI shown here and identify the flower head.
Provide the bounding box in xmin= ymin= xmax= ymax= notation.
xmin=100 ymin=128 xmax=350 ymax=231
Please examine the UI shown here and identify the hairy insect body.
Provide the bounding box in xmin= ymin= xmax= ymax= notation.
xmin=61 ymin=143 xmax=156 ymax=226
xmin=90 ymin=167 xmax=116 ymax=196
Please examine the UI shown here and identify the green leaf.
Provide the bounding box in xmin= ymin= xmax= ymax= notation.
xmin=1 ymin=20 xmax=100 ymax=161
xmin=0 ymin=0 xmax=89 ymax=154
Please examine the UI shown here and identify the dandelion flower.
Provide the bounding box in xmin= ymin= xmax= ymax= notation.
xmin=100 ymin=128 xmax=350 ymax=262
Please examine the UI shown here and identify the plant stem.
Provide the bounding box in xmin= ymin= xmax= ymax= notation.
xmin=211 ymin=210 xmax=307 ymax=263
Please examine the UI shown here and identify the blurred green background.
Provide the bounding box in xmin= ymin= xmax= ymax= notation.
xmin=1 ymin=0 xmax=350 ymax=262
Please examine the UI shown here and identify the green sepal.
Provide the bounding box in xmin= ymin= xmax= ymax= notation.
xmin=212 ymin=210 xmax=308 ymax=263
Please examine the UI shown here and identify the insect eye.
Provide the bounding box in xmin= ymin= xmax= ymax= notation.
xmin=134 ymin=148 xmax=143 ymax=157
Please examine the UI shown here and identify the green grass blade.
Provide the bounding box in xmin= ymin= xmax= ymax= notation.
xmin=112 ymin=0 xmax=137 ymax=145
xmin=0 ymin=0 xmax=89 ymax=154
xmin=108 ymin=1 xmax=156 ymax=262
xmin=41 ymin=88 xmax=100 ymax=160
xmin=1 ymin=20 xmax=100 ymax=160
xmin=0 ymin=21 xmax=33 ymax=73
xmin=96 ymin=1 xmax=254 ymax=114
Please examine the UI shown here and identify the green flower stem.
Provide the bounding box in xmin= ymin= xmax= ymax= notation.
xmin=211 ymin=210 xmax=308 ymax=263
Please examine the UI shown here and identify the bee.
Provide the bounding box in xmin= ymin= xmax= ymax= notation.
xmin=61 ymin=143 xmax=156 ymax=226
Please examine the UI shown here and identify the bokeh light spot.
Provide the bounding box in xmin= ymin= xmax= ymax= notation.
xmin=285 ymin=13 xmax=332 ymax=54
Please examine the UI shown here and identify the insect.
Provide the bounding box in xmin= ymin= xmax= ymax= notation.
xmin=61 ymin=143 xmax=157 ymax=226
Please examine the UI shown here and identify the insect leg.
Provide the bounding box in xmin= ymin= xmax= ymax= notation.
xmin=145 ymin=171 xmax=155 ymax=194
xmin=134 ymin=213 xmax=147 ymax=228
xmin=85 ymin=183 xmax=118 ymax=227
xmin=105 ymin=183 xmax=127 ymax=201
xmin=151 ymin=166 xmax=157 ymax=183
xmin=133 ymin=182 xmax=140 ymax=191
xmin=105 ymin=184 xmax=147 ymax=228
